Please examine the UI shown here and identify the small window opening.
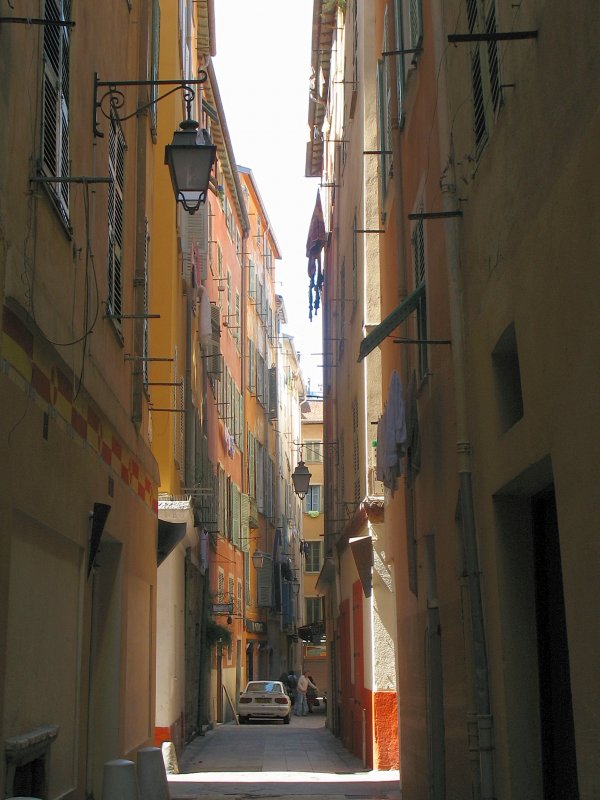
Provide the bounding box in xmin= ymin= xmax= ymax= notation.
xmin=492 ymin=322 xmax=523 ymax=431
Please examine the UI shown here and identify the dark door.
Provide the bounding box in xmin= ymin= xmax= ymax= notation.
xmin=532 ymin=488 xmax=579 ymax=799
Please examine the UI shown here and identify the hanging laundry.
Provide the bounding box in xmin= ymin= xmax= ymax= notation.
xmin=305 ymin=190 xmax=327 ymax=320
xmin=376 ymin=370 xmax=407 ymax=494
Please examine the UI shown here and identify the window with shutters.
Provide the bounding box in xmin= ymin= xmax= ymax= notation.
xmin=41 ymin=0 xmax=71 ymax=225
xmin=256 ymin=352 xmax=265 ymax=408
xmin=304 ymin=442 xmax=323 ymax=463
xmin=248 ymin=259 xmax=256 ymax=299
xmin=352 ymin=398 xmax=360 ymax=503
xmin=107 ymin=117 xmax=126 ymax=327
xmin=257 ymin=555 xmax=273 ymax=608
xmin=234 ymin=291 xmax=240 ymax=348
xmin=338 ymin=262 xmax=346 ymax=360
xmin=256 ymin=442 xmax=265 ymax=513
xmin=238 ymin=391 xmax=244 ymax=452
xmin=248 ymin=433 xmax=256 ymax=499
xmin=181 ymin=202 xmax=208 ymax=288
xmin=408 ymin=0 xmax=423 ymax=50
xmin=376 ymin=7 xmax=393 ymax=214
xmin=231 ymin=483 xmax=241 ymax=547
xmin=352 ymin=212 xmax=358 ymax=318
xmin=339 ymin=435 xmax=345 ymax=503
xmin=244 ymin=551 xmax=251 ymax=605
xmin=349 ymin=0 xmax=358 ymax=119
xmin=467 ymin=0 xmax=502 ymax=155
xmin=393 ymin=0 xmax=406 ymax=124
xmin=218 ymin=466 xmax=225 ymax=536
xmin=226 ymin=270 xmax=232 ymax=321
xmin=173 ymin=376 xmax=184 ymax=470
xmin=240 ymin=494 xmax=250 ymax=552
xmin=412 ymin=216 xmax=428 ymax=379
xmin=248 ymin=339 xmax=256 ymax=393
xmin=268 ymin=366 xmax=277 ymax=420
xmin=306 ymin=596 xmax=323 ymax=624
xmin=150 ymin=0 xmax=160 ymax=140
xmin=303 ymin=486 xmax=322 ymax=515
xmin=143 ymin=218 xmax=150 ymax=389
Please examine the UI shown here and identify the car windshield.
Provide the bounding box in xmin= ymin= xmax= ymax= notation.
xmin=245 ymin=681 xmax=283 ymax=694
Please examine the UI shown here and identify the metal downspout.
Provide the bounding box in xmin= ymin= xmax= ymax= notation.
xmin=184 ymin=297 xmax=193 ymax=487
xmin=429 ymin=9 xmax=496 ymax=799
xmin=441 ymin=149 xmax=496 ymax=800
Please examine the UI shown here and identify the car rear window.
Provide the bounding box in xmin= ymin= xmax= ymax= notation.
xmin=245 ymin=681 xmax=282 ymax=693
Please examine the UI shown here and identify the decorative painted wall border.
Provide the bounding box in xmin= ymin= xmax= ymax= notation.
xmin=1 ymin=304 xmax=158 ymax=514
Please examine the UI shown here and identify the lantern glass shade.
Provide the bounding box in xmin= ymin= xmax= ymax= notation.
xmin=292 ymin=460 xmax=312 ymax=499
xmin=164 ymin=125 xmax=216 ymax=213
xmin=292 ymin=580 xmax=300 ymax=597
xmin=252 ymin=549 xmax=266 ymax=570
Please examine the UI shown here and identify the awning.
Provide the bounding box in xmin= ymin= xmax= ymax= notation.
xmin=357 ymin=283 xmax=425 ymax=362
xmin=349 ymin=535 xmax=373 ymax=598
xmin=315 ymin=557 xmax=336 ymax=595
xmin=157 ymin=519 xmax=187 ymax=566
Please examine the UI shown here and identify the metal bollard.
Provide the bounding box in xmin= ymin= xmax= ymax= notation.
xmin=101 ymin=759 xmax=139 ymax=800
xmin=137 ymin=747 xmax=170 ymax=800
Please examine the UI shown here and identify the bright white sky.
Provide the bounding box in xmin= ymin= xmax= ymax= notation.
xmin=211 ymin=0 xmax=324 ymax=395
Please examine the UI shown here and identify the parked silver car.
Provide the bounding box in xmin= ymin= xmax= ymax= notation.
xmin=238 ymin=680 xmax=292 ymax=724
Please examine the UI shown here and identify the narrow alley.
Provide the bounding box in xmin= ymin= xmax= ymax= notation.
xmin=168 ymin=710 xmax=401 ymax=800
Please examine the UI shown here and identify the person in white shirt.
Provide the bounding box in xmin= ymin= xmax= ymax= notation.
xmin=294 ymin=670 xmax=317 ymax=716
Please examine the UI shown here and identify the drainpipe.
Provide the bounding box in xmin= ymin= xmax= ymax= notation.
xmin=441 ymin=153 xmax=495 ymax=800
xmin=430 ymin=11 xmax=496 ymax=799
xmin=185 ymin=296 xmax=193 ymax=487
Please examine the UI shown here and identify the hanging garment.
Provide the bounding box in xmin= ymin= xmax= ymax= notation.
xmin=305 ymin=191 xmax=327 ymax=320
xmin=377 ymin=370 xmax=407 ymax=493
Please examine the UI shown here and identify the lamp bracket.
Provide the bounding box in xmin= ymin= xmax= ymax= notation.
xmin=93 ymin=71 xmax=207 ymax=138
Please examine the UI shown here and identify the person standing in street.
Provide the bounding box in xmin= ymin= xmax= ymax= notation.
xmin=294 ymin=670 xmax=318 ymax=716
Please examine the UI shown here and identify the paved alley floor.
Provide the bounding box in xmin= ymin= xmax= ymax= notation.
xmin=168 ymin=709 xmax=401 ymax=800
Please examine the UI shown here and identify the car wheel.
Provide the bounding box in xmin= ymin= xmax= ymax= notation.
xmin=239 ymin=715 xmax=248 ymax=724
xmin=283 ymin=713 xmax=290 ymax=725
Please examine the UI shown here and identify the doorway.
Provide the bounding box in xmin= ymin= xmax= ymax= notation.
xmin=494 ymin=475 xmax=579 ymax=798
xmin=532 ymin=488 xmax=579 ymax=798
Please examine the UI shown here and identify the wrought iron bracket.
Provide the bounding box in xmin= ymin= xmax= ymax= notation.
xmin=93 ymin=71 xmax=207 ymax=138
xmin=408 ymin=210 xmax=462 ymax=220
xmin=0 ymin=16 xmax=75 ymax=27
xmin=448 ymin=31 xmax=537 ymax=43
